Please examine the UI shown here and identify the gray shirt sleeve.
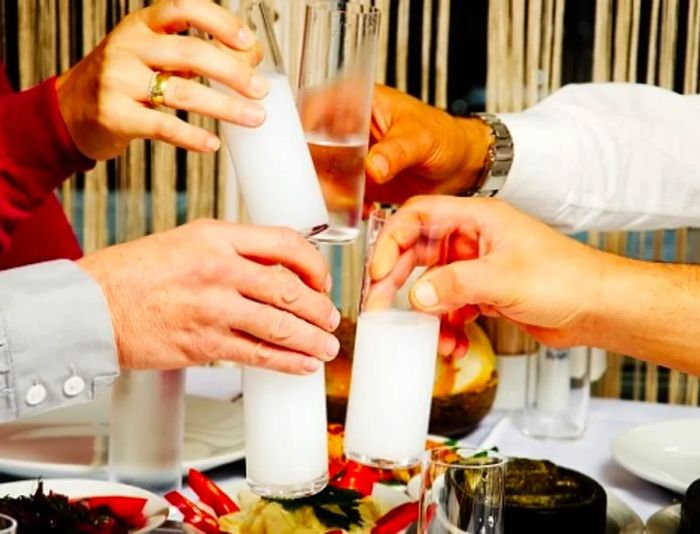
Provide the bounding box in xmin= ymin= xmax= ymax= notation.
xmin=0 ymin=259 xmax=119 ymax=421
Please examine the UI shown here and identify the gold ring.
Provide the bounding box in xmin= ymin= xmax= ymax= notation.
xmin=148 ymin=71 xmax=171 ymax=108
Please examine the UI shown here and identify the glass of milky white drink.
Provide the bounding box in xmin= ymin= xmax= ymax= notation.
xmin=298 ymin=1 xmax=381 ymax=244
xmin=219 ymin=1 xmax=330 ymax=499
xmin=343 ymin=206 xmax=449 ymax=469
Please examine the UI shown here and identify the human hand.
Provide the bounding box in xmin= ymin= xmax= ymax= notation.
xmin=369 ymin=196 xmax=611 ymax=349
xmin=56 ymin=0 xmax=267 ymax=160
xmin=365 ymin=85 xmax=492 ymax=204
xmin=77 ymin=220 xmax=341 ymax=374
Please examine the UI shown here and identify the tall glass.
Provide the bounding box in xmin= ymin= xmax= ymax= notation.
xmin=343 ymin=207 xmax=445 ymax=468
xmin=108 ymin=370 xmax=185 ymax=493
xmin=219 ymin=1 xmax=328 ymax=236
xmin=419 ymin=447 xmax=506 ymax=534
xmin=298 ymin=1 xmax=381 ymax=243
xmin=521 ymin=345 xmax=591 ymax=439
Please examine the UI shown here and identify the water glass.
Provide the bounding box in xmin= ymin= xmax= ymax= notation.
xmin=0 ymin=514 xmax=16 ymax=534
xmin=108 ymin=369 xmax=185 ymax=493
xmin=520 ymin=345 xmax=591 ymax=439
xmin=298 ymin=0 xmax=381 ymax=243
xmin=343 ymin=206 xmax=449 ymax=468
xmin=419 ymin=447 xmax=506 ymax=534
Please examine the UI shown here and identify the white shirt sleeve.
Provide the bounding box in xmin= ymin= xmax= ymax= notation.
xmin=497 ymin=83 xmax=700 ymax=233
xmin=0 ymin=260 xmax=118 ymax=421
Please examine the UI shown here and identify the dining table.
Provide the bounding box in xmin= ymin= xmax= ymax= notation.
xmin=184 ymin=367 xmax=698 ymax=524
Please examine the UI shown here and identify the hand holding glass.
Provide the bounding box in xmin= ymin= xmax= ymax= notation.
xmin=343 ymin=206 xmax=451 ymax=468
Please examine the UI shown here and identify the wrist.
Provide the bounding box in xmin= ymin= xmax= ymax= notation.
xmin=454 ymin=117 xmax=492 ymax=193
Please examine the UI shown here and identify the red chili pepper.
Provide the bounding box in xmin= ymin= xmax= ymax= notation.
xmin=79 ymin=496 xmax=148 ymax=528
xmin=330 ymin=460 xmax=381 ymax=496
xmin=371 ymin=502 xmax=419 ymax=534
xmin=164 ymin=491 xmax=221 ymax=534
xmin=188 ymin=469 xmax=240 ymax=516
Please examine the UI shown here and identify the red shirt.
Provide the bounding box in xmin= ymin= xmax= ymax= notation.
xmin=0 ymin=66 xmax=90 ymax=269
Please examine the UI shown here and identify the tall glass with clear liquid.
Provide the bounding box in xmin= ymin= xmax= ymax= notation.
xmin=298 ymin=1 xmax=381 ymax=243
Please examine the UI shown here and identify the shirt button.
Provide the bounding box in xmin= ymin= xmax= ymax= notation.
xmin=25 ymin=384 xmax=47 ymax=406
xmin=63 ymin=376 xmax=86 ymax=397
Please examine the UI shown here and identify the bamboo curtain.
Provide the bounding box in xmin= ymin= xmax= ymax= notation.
xmin=2 ymin=0 xmax=698 ymax=404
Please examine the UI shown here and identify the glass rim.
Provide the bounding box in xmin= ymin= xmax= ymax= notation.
xmin=0 ymin=513 xmax=17 ymax=530
xmin=424 ymin=446 xmax=508 ymax=469
xmin=306 ymin=0 xmax=381 ymax=17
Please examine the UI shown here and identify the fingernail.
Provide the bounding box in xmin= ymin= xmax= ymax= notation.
xmin=236 ymin=26 xmax=255 ymax=48
xmin=303 ymin=358 xmax=320 ymax=373
xmin=248 ymin=75 xmax=269 ymax=98
xmin=325 ymin=274 xmax=333 ymax=293
xmin=326 ymin=336 xmax=340 ymax=359
xmin=329 ymin=308 xmax=341 ymax=330
xmin=242 ymin=105 xmax=266 ymax=126
xmin=206 ymin=136 xmax=221 ymax=152
xmin=413 ymin=281 xmax=439 ymax=308
xmin=370 ymin=153 xmax=389 ymax=179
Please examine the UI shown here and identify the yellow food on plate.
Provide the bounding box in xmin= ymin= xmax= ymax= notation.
xmin=218 ymin=489 xmax=387 ymax=534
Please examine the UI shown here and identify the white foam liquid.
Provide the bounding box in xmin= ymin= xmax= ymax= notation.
xmin=344 ymin=310 xmax=440 ymax=466
xmin=243 ymin=365 xmax=328 ymax=496
xmin=219 ymin=73 xmax=328 ymax=234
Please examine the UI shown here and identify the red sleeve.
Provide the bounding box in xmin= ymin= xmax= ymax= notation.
xmin=0 ymin=75 xmax=94 ymax=252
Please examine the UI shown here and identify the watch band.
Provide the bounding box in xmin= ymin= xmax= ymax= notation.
xmin=459 ymin=113 xmax=514 ymax=197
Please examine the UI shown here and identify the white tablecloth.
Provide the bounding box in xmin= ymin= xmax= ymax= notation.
xmin=185 ymin=368 xmax=698 ymax=522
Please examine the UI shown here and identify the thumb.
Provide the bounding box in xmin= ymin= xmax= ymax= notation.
xmin=409 ymin=260 xmax=503 ymax=314
xmin=367 ymin=124 xmax=430 ymax=185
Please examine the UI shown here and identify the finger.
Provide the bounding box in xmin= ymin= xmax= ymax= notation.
xmin=143 ymin=0 xmax=256 ymax=51
xmin=367 ymin=123 xmax=433 ymax=184
xmin=410 ymin=259 xmax=506 ymax=314
xmin=228 ymin=226 xmax=330 ymax=292
xmin=370 ymin=206 xmax=455 ymax=281
xmin=130 ymin=106 xmax=220 ymax=152
xmin=438 ymin=324 xmax=456 ymax=357
xmin=364 ymin=248 xmax=418 ymax=311
xmin=155 ymin=74 xmax=265 ymax=127
xmin=222 ymin=332 xmax=323 ymax=375
xmin=236 ymin=263 xmax=340 ymax=332
xmin=140 ymin=35 xmax=268 ymax=100
xmin=231 ymin=298 xmax=340 ymax=362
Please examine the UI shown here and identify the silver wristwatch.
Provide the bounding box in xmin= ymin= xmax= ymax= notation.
xmin=461 ymin=113 xmax=514 ymax=197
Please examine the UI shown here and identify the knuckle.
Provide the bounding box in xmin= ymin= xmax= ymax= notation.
xmin=250 ymin=341 xmax=272 ymax=365
xmin=277 ymin=271 xmax=301 ymax=305
xmin=170 ymin=78 xmax=192 ymax=105
xmin=269 ymin=311 xmax=295 ymax=344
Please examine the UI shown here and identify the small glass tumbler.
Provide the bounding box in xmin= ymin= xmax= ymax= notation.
xmin=0 ymin=514 xmax=17 ymax=534
xmin=343 ymin=206 xmax=449 ymax=469
xmin=108 ymin=369 xmax=185 ymax=494
xmin=419 ymin=447 xmax=506 ymax=534
xmin=298 ymin=0 xmax=381 ymax=243
xmin=521 ymin=345 xmax=591 ymax=439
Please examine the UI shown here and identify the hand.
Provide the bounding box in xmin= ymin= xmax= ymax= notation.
xmin=77 ymin=220 xmax=341 ymax=374
xmin=56 ymin=0 xmax=267 ymax=160
xmin=369 ymin=196 xmax=611 ymax=349
xmin=365 ymin=85 xmax=492 ymax=204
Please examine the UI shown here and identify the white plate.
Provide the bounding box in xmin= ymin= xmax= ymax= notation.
xmin=611 ymin=419 xmax=700 ymax=494
xmin=645 ymin=503 xmax=681 ymax=534
xmin=0 ymin=478 xmax=169 ymax=533
xmin=406 ymin=477 xmax=643 ymax=534
xmin=0 ymin=395 xmax=244 ymax=479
